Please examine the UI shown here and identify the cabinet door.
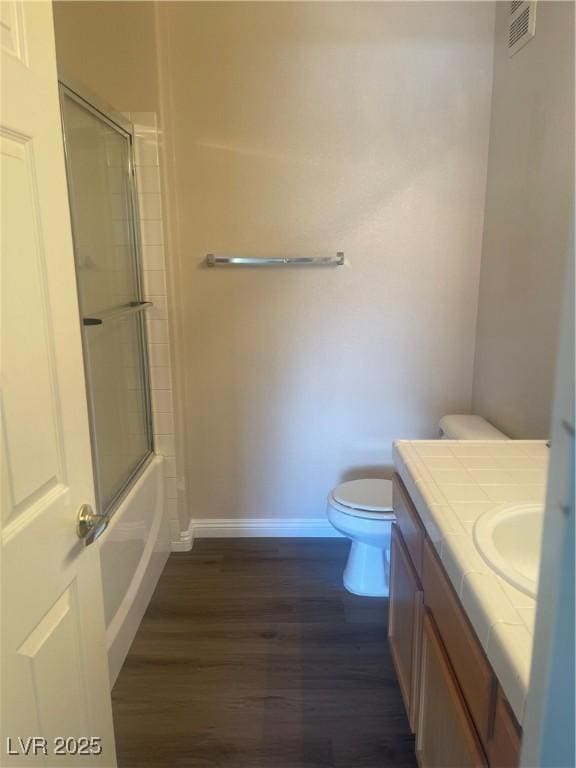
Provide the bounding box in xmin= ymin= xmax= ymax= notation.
xmin=488 ymin=688 xmax=522 ymax=768
xmin=417 ymin=611 xmax=488 ymax=768
xmin=388 ymin=524 xmax=423 ymax=732
xmin=423 ymin=539 xmax=494 ymax=742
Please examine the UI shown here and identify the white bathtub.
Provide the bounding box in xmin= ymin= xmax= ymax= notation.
xmin=98 ymin=454 xmax=170 ymax=686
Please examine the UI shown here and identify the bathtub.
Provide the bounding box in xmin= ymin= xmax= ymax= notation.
xmin=98 ymin=455 xmax=170 ymax=686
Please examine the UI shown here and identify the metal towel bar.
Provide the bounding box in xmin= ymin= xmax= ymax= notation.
xmin=206 ymin=252 xmax=344 ymax=267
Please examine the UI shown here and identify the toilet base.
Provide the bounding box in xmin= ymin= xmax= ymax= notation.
xmin=343 ymin=540 xmax=390 ymax=597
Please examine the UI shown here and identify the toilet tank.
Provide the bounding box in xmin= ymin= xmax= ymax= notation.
xmin=439 ymin=414 xmax=509 ymax=440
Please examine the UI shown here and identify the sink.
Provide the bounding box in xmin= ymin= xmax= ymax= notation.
xmin=473 ymin=503 xmax=544 ymax=598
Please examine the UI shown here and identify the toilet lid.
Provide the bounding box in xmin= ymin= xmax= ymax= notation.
xmin=332 ymin=479 xmax=393 ymax=512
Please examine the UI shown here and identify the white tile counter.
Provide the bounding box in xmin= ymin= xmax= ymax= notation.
xmin=393 ymin=439 xmax=549 ymax=724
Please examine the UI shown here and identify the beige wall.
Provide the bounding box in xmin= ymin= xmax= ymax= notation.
xmin=157 ymin=2 xmax=496 ymax=523
xmin=472 ymin=1 xmax=574 ymax=439
xmin=52 ymin=1 xmax=159 ymax=113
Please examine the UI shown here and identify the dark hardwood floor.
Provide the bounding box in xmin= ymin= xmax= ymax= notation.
xmin=112 ymin=539 xmax=417 ymax=768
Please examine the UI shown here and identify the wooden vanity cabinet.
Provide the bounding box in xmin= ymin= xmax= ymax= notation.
xmin=389 ymin=475 xmax=522 ymax=768
xmin=388 ymin=525 xmax=423 ymax=732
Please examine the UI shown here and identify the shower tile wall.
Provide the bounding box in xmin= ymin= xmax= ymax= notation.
xmin=127 ymin=112 xmax=182 ymax=549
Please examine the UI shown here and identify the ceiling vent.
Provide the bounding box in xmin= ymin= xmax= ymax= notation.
xmin=509 ymin=1 xmax=537 ymax=57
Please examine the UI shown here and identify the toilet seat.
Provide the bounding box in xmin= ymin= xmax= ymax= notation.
xmin=330 ymin=479 xmax=394 ymax=520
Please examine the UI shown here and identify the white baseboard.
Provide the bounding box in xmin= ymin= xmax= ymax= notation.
xmin=191 ymin=517 xmax=343 ymax=538
xmin=171 ymin=519 xmax=194 ymax=551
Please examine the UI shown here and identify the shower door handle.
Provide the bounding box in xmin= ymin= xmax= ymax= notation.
xmin=76 ymin=504 xmax=108 ymax=545
xmin=82 ymin=301 xmax=153 ymax=327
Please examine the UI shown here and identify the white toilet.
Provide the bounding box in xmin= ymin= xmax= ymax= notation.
xmin=327 ymin=479 xmax=395 ymax=597
xmin=327 ymin=414 xmax=508 ymax=597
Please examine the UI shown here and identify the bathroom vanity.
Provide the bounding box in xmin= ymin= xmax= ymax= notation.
xmin=390 ymin=440 xmax=548 ymax=768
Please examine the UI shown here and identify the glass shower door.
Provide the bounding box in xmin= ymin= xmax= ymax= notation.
xmin=60 ymin=86 xmax=153 ymax=516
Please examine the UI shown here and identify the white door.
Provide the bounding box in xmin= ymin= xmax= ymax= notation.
xmin=0 ymin=1 xmax=117 ymax=765
xmin=521 ymin=229 xmax=574 ymax=766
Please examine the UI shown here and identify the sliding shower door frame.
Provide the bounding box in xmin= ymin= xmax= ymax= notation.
xmin=59 ymin=79 xmax=155 ymax=519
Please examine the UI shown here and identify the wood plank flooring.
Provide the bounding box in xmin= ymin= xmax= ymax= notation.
xmin=112 ymin=539 xmax=417 ymax=768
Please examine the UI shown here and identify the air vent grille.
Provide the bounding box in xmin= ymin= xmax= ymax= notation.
xmin=509 ymin=1 xmax=537 ymax=56
xmin=510 ymin=7 xmax=530 ymax=47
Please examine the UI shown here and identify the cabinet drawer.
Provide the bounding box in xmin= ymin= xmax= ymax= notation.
xmin=488 ymin=688 xmax=522 ymax=768
xmin=422 ymin=539 xmax=494 ymax=746
xmin=393 ymin=475 xmax=425 ymax=578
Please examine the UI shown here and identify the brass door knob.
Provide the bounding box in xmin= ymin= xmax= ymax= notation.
xmin=76 ymin=504 xmax=108 ymax=545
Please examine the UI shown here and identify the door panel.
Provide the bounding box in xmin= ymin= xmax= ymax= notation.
xmin=84 ymin=313 xmax=151 ymax=510
xmin=1 ymin=2 xmax=116 ymax=764
xmin=17 ymin=587 xmax=89 ymax=737
xmin=1 ymin=133 xmax=65 ymax=526
xmin=61 ymin=94 xmax=139 ymax=315
xmin=0 ymin=0 xmax=26 ymax=63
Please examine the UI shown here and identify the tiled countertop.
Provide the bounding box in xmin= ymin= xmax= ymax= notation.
xmin=393 ymin=439 xmax=549 ymax=725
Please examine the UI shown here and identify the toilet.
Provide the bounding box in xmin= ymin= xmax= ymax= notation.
xmin=327 ymin=414 xmax=508 ymax=597
xmin=327 ymin=479 xmax=395 ymax=597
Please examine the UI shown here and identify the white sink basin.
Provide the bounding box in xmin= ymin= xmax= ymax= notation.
xmin=473 ymin=503 xmax=544 ymax=598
